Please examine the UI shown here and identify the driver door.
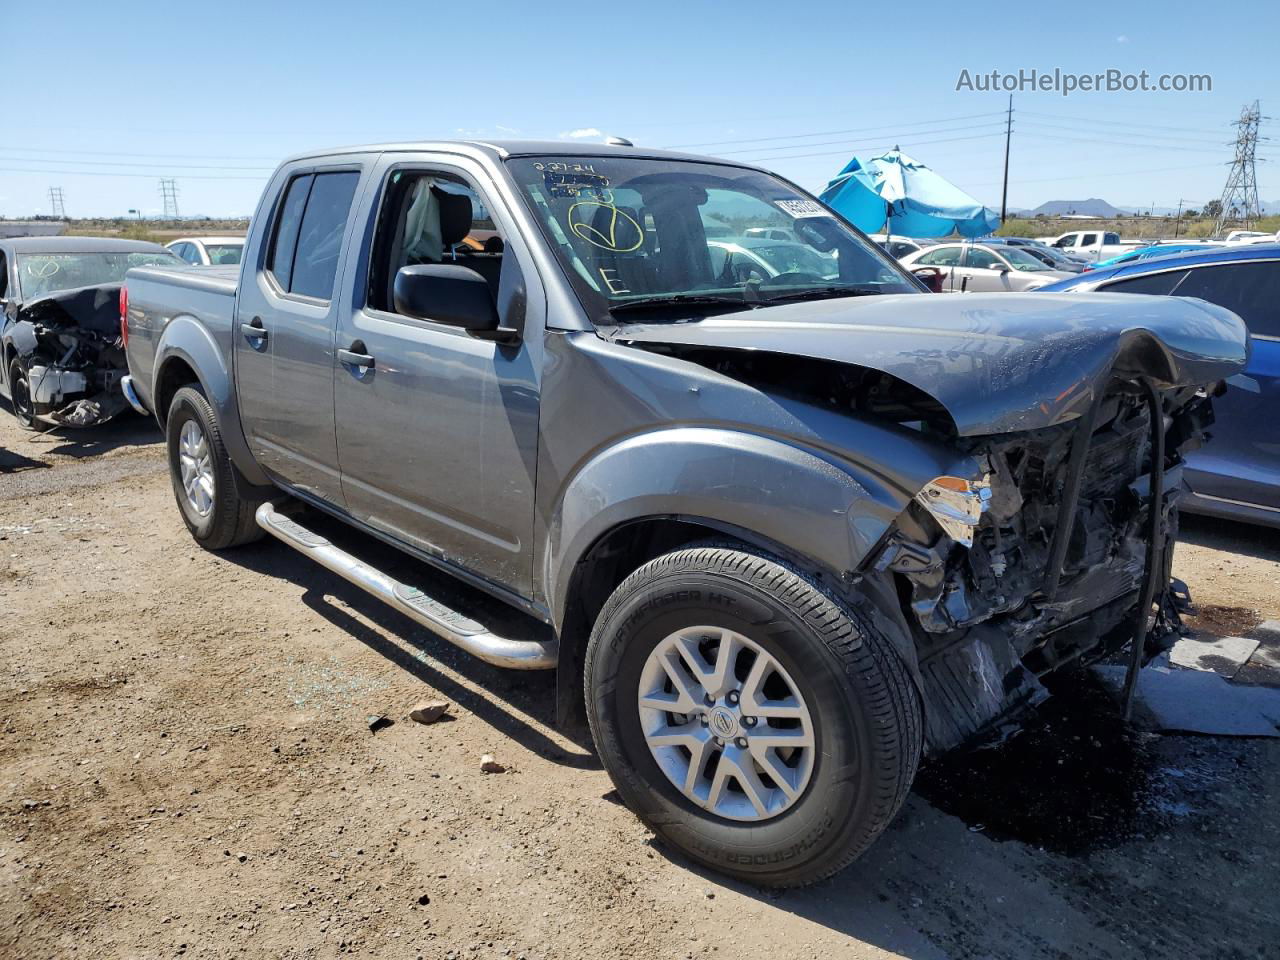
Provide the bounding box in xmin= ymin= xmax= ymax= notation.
xmin=962 ymin=246 xmax=1014 ymax=292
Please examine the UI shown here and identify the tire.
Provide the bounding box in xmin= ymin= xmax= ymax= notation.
xmin=8 ymin=356 xmax=47 ymax=432
xmin=166 ymin=384 xmax=265 ymax=550
xmin=585 ymin=546 xmax=922 ymax=888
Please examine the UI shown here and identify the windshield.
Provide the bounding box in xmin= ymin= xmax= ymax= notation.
xmin=203 ymin=243 xmax=243 ymax=265
xmin=1001 ymin=246 xmax=1056 ymax=272
xmin=506 ymin=156 xmax=917 ymax=320
xmin=16 ymin=250 xmax=182 ymax=298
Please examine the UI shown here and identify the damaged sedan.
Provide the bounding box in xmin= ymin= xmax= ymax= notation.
xmin=0 ymin=237 xmax=182 ymax=429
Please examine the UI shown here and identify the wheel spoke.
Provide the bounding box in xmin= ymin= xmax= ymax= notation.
xmin=750 ymin=745 xmax=804 ymax=800
xmin=646 ymin=723 xmax=705 ymax=749
xmin=684 ymin=735 xmax=714 ymax=795
xmin=747 ymin=724 xmax=814 ymax=750
xmin=706 ymin=629 xmax=741 ymax=698
xmin=718 ymin=747 xmax=771 ymax=817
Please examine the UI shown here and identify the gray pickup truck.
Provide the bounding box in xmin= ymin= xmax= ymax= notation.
xmin=120 ymin=140 xmax=1248 ymax=887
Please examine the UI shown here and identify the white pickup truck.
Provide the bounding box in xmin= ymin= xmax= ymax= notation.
xmin=1046 ymin=230 xmax=1138 ymax=261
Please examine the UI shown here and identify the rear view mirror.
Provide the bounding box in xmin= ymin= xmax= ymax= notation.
xmin=393 ymin=264 xmax=516 ymax=342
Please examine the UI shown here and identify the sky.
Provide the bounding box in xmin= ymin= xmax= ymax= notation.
xmin=1 ymin=0 xmax=1277 ymax=220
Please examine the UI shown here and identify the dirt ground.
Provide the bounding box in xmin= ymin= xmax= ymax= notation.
xmin=1 ymin=410 xmax=1277 ymax=960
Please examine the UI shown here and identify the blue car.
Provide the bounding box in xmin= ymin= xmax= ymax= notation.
xmin=1087 ymin=242 xmax=1218 ymax=271
xmin=1041 ymin=244 xmax=1280 ymax=527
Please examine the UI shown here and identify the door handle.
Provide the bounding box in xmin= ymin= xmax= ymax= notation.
xmin=240 ymin=317 xmax=267 ymax=341
xmin=338 ymin=344 xmax=375 ymax=369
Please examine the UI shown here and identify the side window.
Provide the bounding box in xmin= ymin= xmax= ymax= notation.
xmin=1171 ymin=262 xmax=1280 ymax=338
xmin=1100 ymin=269 xmax=1188 ymax=296
xmin=181 ymin=244 xmax=202 ymax=264
xmin=1053 ymin=234 xmax=1076 ymax=248
xmin=368 ymin=169 xmax=506 ymax=315
xmin=267 ymin=174 xmax=313 ymax=293
xmin=1081 ymin=233 xmax=1099 ymax=246
xmin=916 ymin=246 xmax=962 ymax=267
xmin=290 ymin=172 xmax=360 ymax=300
xmin=0 ymin=252 xmax=8 ymax=298
xmin=964 ymin=247 xmax=1001 ymax=269
xmin=1105 ymin=232 xmax=1121 ymax=245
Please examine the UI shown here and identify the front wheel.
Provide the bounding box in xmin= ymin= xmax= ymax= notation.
xmin=585 ymin=547 xmax=922 ymax=888
xmin=8 ymin=357 xmax=47 ymax=432
xmin=165 ymin=384 xmax=264 ymax=550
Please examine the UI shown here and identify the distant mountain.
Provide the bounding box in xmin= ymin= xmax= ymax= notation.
xmin=1027 ymin=198 xmax=1125 ymax=218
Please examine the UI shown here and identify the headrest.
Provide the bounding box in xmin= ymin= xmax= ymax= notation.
xmin=433 ymin=188 xmax=473 ymax=245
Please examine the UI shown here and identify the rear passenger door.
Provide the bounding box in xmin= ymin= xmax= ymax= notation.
xmin=332 ymin=155 xmax=544 ymax=596
xmin=235 ymin=162 xmax=367 ymax=507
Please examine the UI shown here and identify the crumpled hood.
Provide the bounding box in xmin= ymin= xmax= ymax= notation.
xmin=605 ymin=291 xmax=1250 ymax=436
xmin=16 ymin=283 xmax=123 ymax=336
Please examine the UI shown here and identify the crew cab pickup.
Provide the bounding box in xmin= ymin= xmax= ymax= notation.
xmin=121 ymin=140 xmax=1248 ymax=888
xmin=1048 ymin=229 xmax=1139 ymax=261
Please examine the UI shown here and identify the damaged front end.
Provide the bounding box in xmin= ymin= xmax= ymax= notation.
xmin=874 ymin=380 xmax=1215 ymax=752
xmin=6 ymin=285 xmax=129 ymax=427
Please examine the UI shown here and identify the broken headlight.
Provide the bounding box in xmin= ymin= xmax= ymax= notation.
xmin=914 ymin=475 xmax=992 ymax=548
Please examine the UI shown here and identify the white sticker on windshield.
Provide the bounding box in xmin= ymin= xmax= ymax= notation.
xmin=774 ymin=199 xmax=829 ymax=219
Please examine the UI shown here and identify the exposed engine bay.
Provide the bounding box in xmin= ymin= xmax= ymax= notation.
xmin=623 ymin=343 xmax=1223 ymax=753
xmin=874 ymin=382 xmax=1215 ymax=751
xmin=5 ymin=284 xmax=128 ymax=427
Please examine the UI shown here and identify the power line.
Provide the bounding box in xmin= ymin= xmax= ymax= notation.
xmin=0 ymin=145 xmax=279 ymax=161
xmin=664 ymin=111 xmax=1007 ymax=149
xmin=0 ymin=154 xmax=274 ymax=171
xmin=1015 ymin=119 xmax=1229 ymax=147
xmin=740 ymin=131 xmax=1008 ymax=164
xmin=718 ymin=122 xmax=1009 ymax=158
xmin=0 ymin=165 xmax=268 ymax=181
xmin=1018 ymin=109 xmax=1232 ymax=136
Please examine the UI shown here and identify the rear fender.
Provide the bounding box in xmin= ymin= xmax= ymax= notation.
xmin=153 ymin=314 xmax=270 ymax=487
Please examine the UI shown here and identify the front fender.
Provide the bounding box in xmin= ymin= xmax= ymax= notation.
xmin=153 ymin=314 xmax=270 ymax=486
xmin=545 ymin=425 xmax=966 ymax=629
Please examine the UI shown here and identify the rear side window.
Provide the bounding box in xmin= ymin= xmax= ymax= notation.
xmin=291 ymin=172 xmax=360 ymax=300
xmin=916 ymin=246 xmax=962 ymax=267
xmin=1100 ymin=270 xmax=1188 ymax=296
xmin=1169 ymin=261 xmax=1280 ymax=338
xmin=266 ymin=171 xmax=360 ymax=301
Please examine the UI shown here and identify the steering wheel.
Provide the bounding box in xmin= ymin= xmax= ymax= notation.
xmin=760 ymin=271 xmax=829 ymax=288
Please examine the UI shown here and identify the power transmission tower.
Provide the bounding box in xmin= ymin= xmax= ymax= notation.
xmin=48 ymin=187 xmax=67 ymax=218
xmin=159 ymin=178 xmax=181 ymax=220
xmin=1213 ymin=100 xmax=1266 ymax=234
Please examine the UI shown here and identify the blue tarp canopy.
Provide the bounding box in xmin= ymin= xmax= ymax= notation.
xmin=818 ymin=149 xmax=1001 ymax=238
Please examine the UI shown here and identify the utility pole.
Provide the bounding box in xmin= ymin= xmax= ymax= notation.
xmin=999 ymin=94 xmax=1013 ymax=223
xmin=1213 ymin=100 xmax=1266 ymax=234
xmin=159 ymin=178 xmax=181 ymax=220
xmin=1172 ymin=199 xmax=1185 ymax=238
xmin=48 ymin=187 xmax=66 ymax=219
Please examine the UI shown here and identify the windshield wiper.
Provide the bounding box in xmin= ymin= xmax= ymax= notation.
xmin=607 ymin=294 xmax=755 ymax=316
xmin=762 ymin=285 xmax=888 ymax=304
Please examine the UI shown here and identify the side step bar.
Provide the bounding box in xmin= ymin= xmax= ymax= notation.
xmin=255 ymin=502 xmax=557 ymax=670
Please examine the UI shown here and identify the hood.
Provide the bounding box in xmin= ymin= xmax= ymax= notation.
xmin=16 ymin=283 xmax=122 ymax=336
xmin=604 ymin=291 xmax=1249 ymax=436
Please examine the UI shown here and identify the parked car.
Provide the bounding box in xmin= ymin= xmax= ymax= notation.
xmin=1047 ymin=230 xmax=1139 ymax=261
xmin=1041 ymin=244 xmax=1278 ymax=527
xmin=982 ymin=237 xmax=1086 ymax=273
xmin=1086 ymin=242 xmax=1219 ymax=271
xmin=707 ymin=237 xmax=839 ymax=282
xmin=898 ymin=241 xmax=1073 ymax=291
xmin=0 ymin=236 xmax=182 ymax=429
xmin=1223 ymin=230 xmax=1273 ymax=245
xmin=121 ymin=140 xmax=1246 ymax=887
xmin=167 ymin=236 xmax=246 ymax=266
xmin=866 ymin=234 xmax=938 ymax=259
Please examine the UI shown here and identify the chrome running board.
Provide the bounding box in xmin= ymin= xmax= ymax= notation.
xmin=255 ymin=502 xmax=557 ymax=670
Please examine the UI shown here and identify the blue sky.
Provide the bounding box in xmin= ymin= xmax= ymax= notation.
xmin=1 ymin=0 xmax=1276 ymax=218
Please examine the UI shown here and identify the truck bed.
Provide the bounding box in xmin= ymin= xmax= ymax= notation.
xmin=123 ymin=265 xmax=239 ymax=415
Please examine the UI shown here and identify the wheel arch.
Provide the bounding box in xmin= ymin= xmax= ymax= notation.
xmin=152 ymin=316 xmax=270 ymax=487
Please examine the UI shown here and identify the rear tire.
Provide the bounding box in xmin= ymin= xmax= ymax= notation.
xmin=585 ymin=547 xmax=922 ymax=888
xmin=166 ymin=384 xmax=264 ymax=550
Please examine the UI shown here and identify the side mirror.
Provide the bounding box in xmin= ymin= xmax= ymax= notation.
xmin=393 ymin=264 xmax=515 ymax=342
xmin=996 ymin=265 xmax=1010 ymax=274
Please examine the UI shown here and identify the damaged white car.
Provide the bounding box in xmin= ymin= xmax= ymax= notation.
xmin=0 ymin=237 xmax=182 ymax=430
